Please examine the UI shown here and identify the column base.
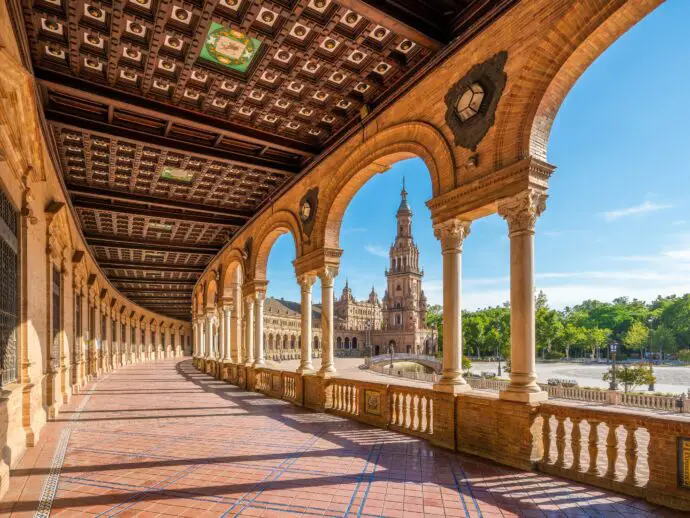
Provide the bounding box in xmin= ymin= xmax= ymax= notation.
xmin=316 ymin=366 xmax=336 ymax=378
xmin=499 ymin=388 xmax=548 ymax=403
xmin=296 ymin=365 xmax=314 ymax=374
xmin=433 ymin=381 xmax=472 ymax=394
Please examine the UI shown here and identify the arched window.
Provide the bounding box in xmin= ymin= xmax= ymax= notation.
xmin=344 ymin=337 xmax=350 ymax=349
xmin=336 ymin=337 xmax=342 ymax=349
xmin=352 ymin=337 xmax=358 ymax=349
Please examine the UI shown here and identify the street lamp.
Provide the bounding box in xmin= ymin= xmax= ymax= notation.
xmin=365 ymin=320 xmax=371 ymax=359
xmin=430 ymin=322 xmax=436 ymax=356
xmin=609 ymin=341 xmax=619 ymax=391
xmin=648 ymin=316 xmax=656 ymax=391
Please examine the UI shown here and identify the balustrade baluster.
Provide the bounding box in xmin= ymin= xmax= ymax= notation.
xmin=571 ymin=418 xmax=582 ymax=471
xmin=397 ymin=392 xmax=404 ymax=426
xmin=606 ymin=424 xmax=618 ymax=480
xmin=556 ymin=417 xmax=566 ymax=468
xmin=624 ymin=424 xmax=638 ymax=486
xmin=587 ymin=420 xmax=599 ymax=476
xmin=542 ymin=415 xmax=552 ymax=464
xmin=390 ymin=393 xmax=397 ymax=424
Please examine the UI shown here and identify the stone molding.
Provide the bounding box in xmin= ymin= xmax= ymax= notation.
xmin=293 ymin=247 xmax=343 ymax=277
xmin=426 ymin=157 xmax=555 ymax=225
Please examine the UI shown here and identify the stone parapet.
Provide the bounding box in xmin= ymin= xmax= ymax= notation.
xmin=202 ymin=361 xmax=690 ymax=513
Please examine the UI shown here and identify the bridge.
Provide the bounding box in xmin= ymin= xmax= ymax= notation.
xmin=365 ymin=353 xmax=442 ymax=373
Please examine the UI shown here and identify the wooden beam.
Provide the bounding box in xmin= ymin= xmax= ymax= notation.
xmin=336 ymin=0 xmax=444 ymax=48
xmin=68 ymin=184 xmax=252 ymax=221
xmin=99 ymin=261 xmax=205 ymax=272
xmin=72 ymin=197 xmax=242 ymax=227
xmin=108 ymin=277 xmax=197 ymax=285
xmin=36 ymin=72 xmax=318 ymax=158
xmin=47 ymin=116 xmax=298 ymax=175
xmin=84 ymin=233 xmax=221 ymax=255
xmin=118 ymin=288 xmax=192 ymax=294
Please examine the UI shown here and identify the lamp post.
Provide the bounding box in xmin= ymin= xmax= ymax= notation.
xmin=365 ymin=320 xmax=371 ymax=359
xmin=389 ymin=342 xmax=394 ymax=370
xmin=609 ymin=341 xmax=619 ymax=391
xmin=496 ymin=319 xmax=503 ymax=377
xmin=430 ymin=322 xmax=436 ymax=356
xmin=648 ymin=316 xmax=655 ymax=391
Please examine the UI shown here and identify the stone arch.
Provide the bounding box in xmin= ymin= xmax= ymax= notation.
xmin=205 ymin=278 xmax=218 ymax=310
xmin=219 ymin=249 xmax=245 ymax=301
xmin=251 ymin=210 xmax=301 ymax=282
xmin=493 ymin=0 xmax=661 ymax=168
xmin=315 ymin=122 xmax=454 ymax=250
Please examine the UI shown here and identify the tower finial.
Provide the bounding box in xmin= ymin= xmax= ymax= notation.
xmin=401 ymin=177 xmax=407 ymax=198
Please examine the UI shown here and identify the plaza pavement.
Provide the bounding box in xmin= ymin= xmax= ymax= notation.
xmin=1 ymin=358 xmax=683 ymax=517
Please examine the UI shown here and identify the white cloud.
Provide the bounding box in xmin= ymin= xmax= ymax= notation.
xmin=602 ymin=201 xmax=673 ymax=221
xmin=364 ymin=244 xmax=389 ymax=258
xmin=672 ymin=220 xmax=687 ymax=226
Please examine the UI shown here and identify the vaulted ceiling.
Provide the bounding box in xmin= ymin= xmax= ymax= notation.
xmin=12 ymin=0 xmax=517 ymax=321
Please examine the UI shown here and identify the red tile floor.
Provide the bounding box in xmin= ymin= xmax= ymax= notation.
xmin=1 ymin=359 xmax=684 ymax=517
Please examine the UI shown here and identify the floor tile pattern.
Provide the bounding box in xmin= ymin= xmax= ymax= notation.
xmin=1 ymin=359 xmax=685 ymax=517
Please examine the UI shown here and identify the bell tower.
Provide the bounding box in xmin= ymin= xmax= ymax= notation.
xmin=382 ymin=179 xmax=427 ymax=337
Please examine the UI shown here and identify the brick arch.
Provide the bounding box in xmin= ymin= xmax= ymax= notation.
xmin=251 ymin=210 xmax=301 ymax=282
xmin=315 ymin=121 xmax=454 ymax=250
xmin=219 ymin=248 xmax=245 ymax=301
xmin=493 ymin=0 xmax=661 ymax=168
xmin=205 ymin=278 xmax=218 ymax=309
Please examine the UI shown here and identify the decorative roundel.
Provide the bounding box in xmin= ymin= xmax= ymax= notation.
xmin=455 ymin=83 xmax=485 ymax=122
xmin=300 ymin=200 xmax=312 ymax=221
xmin=206 ymin=27 xmax=257 ymax=67
xmin=444 ymin=51 xmax=508 ymax=151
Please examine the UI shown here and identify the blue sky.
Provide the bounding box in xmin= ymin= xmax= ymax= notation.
xmin=266 ymin=1 xmax=690 ymax=310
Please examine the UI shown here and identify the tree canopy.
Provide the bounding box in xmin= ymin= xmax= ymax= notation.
xmin=427 ymin=292 xmax=690 ymax=360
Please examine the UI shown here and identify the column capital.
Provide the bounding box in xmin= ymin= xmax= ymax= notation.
xmin=433 ymin=218 xmax=471 ymax=253
xmin=317 ymin=265 xmax=339 ymax=288
xmin=254 ymin=291 xmax=266 ymax=304
xmin=297 ymin=273 xmax=317 ymax=291
xmin=222 ymin=302 xmax=233 ymax=314
xmin=497 ymin=189 xmax=547 ymax=236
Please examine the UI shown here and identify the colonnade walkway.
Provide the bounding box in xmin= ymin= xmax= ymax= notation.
xmin=1 ymin=359 xmax=677 ymax=518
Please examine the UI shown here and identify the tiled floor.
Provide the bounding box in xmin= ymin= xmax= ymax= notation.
xmin=1 ymin=359 xmax=683 ymax=517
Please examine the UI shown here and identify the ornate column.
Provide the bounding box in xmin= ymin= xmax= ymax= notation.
xmin=317 ymin=266 xmax=338 ymax=377
xmin=297 ymin=274 xmax=316 ymax=373
xmin=223 ymin=303 xmax=232 ymax=361
xmin=125 ymin=319 xmax=131 ymax=365
xmin=205 ymin=312 xmax=214 ymax=359
xmin=232 ymin=282 xmax=242 ymax=363
xmin=192 ymin=319 xmax=198 ymax=357
xmin=254 ymin=291 xmax=266 ymax=367
xmin=163 ymin=324 xmax=173 ymax=358
xmin=244 ymin=295 xmax=255 ymax=364
xmin=433 ymin=218 xmax=472 ymax=393
xmin=498 ymin=190 xmax=548 ymax=403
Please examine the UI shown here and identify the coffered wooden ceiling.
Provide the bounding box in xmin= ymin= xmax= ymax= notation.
xmin=13 ymin=0 xmax=517 ymax=320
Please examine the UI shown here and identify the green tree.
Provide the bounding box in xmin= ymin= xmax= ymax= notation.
xmin=602 ymin=364 xmax=655 ymax=393
xmin=651 ymin=325 xmax=677 ymax=357
xmin=536 ymin=292 xmax=564 ymax=358
xmin=426 ymin=304 xmax=443 ymax=351
xmin=586 ymin=327 xmax=611 ymax=359
xmin=621 ymin=320 xmax=649 ymax=355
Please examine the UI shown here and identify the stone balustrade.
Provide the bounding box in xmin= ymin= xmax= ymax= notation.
xmin=194 ymin=356 xmax=690 ymax=512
